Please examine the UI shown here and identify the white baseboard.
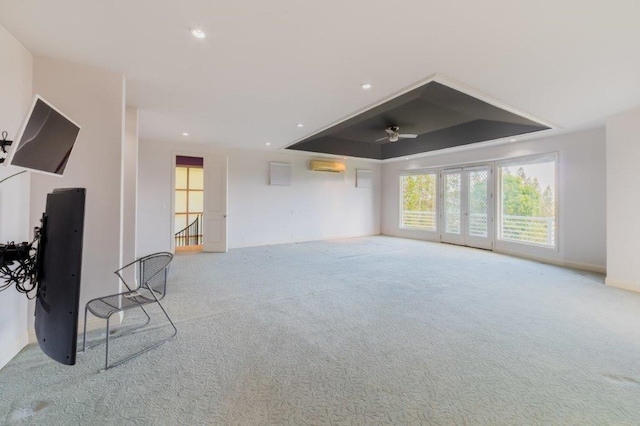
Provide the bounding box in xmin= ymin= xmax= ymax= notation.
xmin=0 ymin=332 xmax=29 ymax=370
xmin=229 ymin=231 xmax=382 ymax=250
xmin=562 ymin=259 xmax=606 ymax=274
xmin=605 ymin=277 xmax=640 ymax=293
xmin=380 ymin=233 xmax=606 ymax=274
xmin=493 ymin=248 xmax=606 ymax=274
xmin=27 ymin=316 xmax=117 ymax=344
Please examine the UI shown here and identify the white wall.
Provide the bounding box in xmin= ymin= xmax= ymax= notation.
xmin=29 ymin=57 xmax=125 ymax=331
xmin=0 ymin=24 xmax=33 ymax=369
xmin=121 ymin=107 xmax=138 ymax=282
xmin=606 ymin=107 xmax=640 ymax=291
xmin=381 ymin=128 xmax=607 ymax=271
xmin=137 ymin=140 xmax=381 ymax=255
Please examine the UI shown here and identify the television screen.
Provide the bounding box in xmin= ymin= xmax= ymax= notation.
xmin=34 ymin=188 xmax=86 ymax=365
xmin=7 ymin=95 xmax=81 ymax=176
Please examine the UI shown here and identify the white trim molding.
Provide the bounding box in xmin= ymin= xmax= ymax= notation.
xmin=605 ymin=277 xmax=640 ymax=293
xmin=495 ymin=247 xmax=605 ymax=274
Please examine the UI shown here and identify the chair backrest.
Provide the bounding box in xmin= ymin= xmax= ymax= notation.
xmin=138 ymin=252 xmax=173 ymax=298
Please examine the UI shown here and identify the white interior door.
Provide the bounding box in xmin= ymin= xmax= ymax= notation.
xmin=203 ymin=157 xmax=228 ymax=252
xmin=465 ymin=166 xmax=493 ymax=250
xmin=441 ymin=170 xmax=465 ymax=245
xmin=441 ymin=166 xmax=493 ymax=250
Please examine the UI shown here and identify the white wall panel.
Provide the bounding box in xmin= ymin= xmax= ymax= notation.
xmin=606 ymin=107 xmax=640 ymax=291
xmin=0 ymin=24 xmax=32 ymax=369
xmin=137 ymin=142 xmax=381 ymax=254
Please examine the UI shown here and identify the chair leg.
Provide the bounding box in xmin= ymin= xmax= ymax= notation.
xmin=154 ymin=299 xmax=178 ymax=338
xmin=104 ymin=315 xmax=111 ymax=371
xmin=102 ymin=301 xmax=177 ymax=370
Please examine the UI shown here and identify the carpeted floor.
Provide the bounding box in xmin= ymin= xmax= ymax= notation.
xmin=2 ymin=236 xmax=640 ymax=425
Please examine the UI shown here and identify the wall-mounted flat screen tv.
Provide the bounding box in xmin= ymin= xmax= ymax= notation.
xmin=7 ymin=95 xmax=81 ymax=177
xmin=35 ymin=188 xmax=86 ymax=365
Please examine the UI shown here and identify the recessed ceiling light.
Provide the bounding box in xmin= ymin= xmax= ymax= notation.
xmin=191 ymin=28 xmax=206 ymax=39
xmin=361 ymin=83 xmax=372 ymax=90
xmin=265 ymin=142 xmax=271 ymax=146
xmin=296 ymin=123 xmax=304 ymax=128
xmin=182 ymin=132 xmax=189 ymax=136
xmin=510 ymin=138 xmax=517 ymax=142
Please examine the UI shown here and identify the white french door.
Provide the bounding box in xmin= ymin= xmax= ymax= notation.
xmin=202 ymin=156 xmax=228 ymax=252
xmin=441 ymin=165 xmax=493 ymax=250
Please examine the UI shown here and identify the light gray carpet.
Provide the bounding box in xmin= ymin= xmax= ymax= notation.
xmin=2 ymin=236 xmax=640 ymax=425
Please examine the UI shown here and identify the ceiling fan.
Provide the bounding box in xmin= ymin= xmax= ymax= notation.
xmin=376 ymin=126 xmax=418 ymax=143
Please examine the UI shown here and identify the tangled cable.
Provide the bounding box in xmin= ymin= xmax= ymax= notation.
xmin=0 ymin=232 xmax=40 ymax=299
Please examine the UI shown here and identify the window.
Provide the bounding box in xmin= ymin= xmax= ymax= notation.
xmin=498 ymin=155 xmax=557 ymax=248
xmin=175 ymin=165 xmax=204 ymax=237
xmin=400 ymin=173 xmax=437 ymax=231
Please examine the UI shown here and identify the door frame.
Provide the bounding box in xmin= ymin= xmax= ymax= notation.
xmin=170 ymin=152 xmax=222 ymax=253
xmin=440 ymin=163 xmax=494 ymax=250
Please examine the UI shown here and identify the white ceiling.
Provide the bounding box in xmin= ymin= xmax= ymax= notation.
xmin=1 ymin=0 xmax=639 ymax=151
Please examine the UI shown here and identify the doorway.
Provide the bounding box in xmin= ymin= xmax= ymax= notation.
xmin=441 ymin=165 xmax=493 ymax=250
xmin=174 ymin=156 xmax=204 ymax=253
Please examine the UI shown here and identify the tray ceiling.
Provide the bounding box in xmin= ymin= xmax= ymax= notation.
xmin=287 ymin=81 xmax=550 ymax=160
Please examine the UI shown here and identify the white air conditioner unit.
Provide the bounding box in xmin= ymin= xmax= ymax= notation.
xmin=310 ymin=160 xmax=346 ymax=173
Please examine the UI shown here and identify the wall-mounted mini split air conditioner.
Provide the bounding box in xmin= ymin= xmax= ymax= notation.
xmin=310 ymin=160 xmax=346 ymax=173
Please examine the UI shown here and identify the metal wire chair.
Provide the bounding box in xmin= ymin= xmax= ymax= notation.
xmin=82 ymin=252 xmax=176 ymax=370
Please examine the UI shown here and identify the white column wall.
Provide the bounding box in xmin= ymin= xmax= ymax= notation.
xmin=121 ymin=107 xmax=138 ymax=283
xmin=0 ymin=24 xmax=33 ymax=369
xmin=606 ymin=107 xmax=640 ymax=291
xmin=137 ymin=140 xmax=381 ymax=255
xmin=381 ymin=128 xmax=607 ymax=271
xmin=29 ymin=57 xmax=125 ymax=332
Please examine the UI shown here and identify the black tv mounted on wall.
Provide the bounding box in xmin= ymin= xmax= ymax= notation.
xmin=1 ymin=94 xmax=86 ymax=366
xmin=34 ymin=188 xmax=86 ymax=365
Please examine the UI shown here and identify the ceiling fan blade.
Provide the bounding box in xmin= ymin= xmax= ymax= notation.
xmin=399 ymin=134 xmax=418 ymax=139
xmin=375 ymin=136 xmax=389 ymax=142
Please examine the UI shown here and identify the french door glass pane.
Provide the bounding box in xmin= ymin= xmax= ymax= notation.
xmin=175 ymin=167 xmax=188 ymax=190
xmin=188 ymin=191 xmax=204 ymax=213
xmin=175 ymin=191 xmax=187 ymax=213
xmin=174 ymin=214 xmax=187 ymax=233
xmin=468 ymin=170 xmax=488 ymax=237
xmin=188 ymin=214 xmax=200 ymax=226
xmin=189 ymin=168 xmax=204 ymax=190
xmin=444 ymin=173 xmax=461 ymax=234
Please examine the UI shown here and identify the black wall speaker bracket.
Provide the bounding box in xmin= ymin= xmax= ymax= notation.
xmin=0 ymin=130 xmax=13 ymax=164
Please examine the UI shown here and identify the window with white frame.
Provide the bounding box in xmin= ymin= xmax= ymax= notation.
xmin=400 ymin=173 xmax=437 ymax=231
xmin=498 ymin=155 xmax=557 ymax=248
